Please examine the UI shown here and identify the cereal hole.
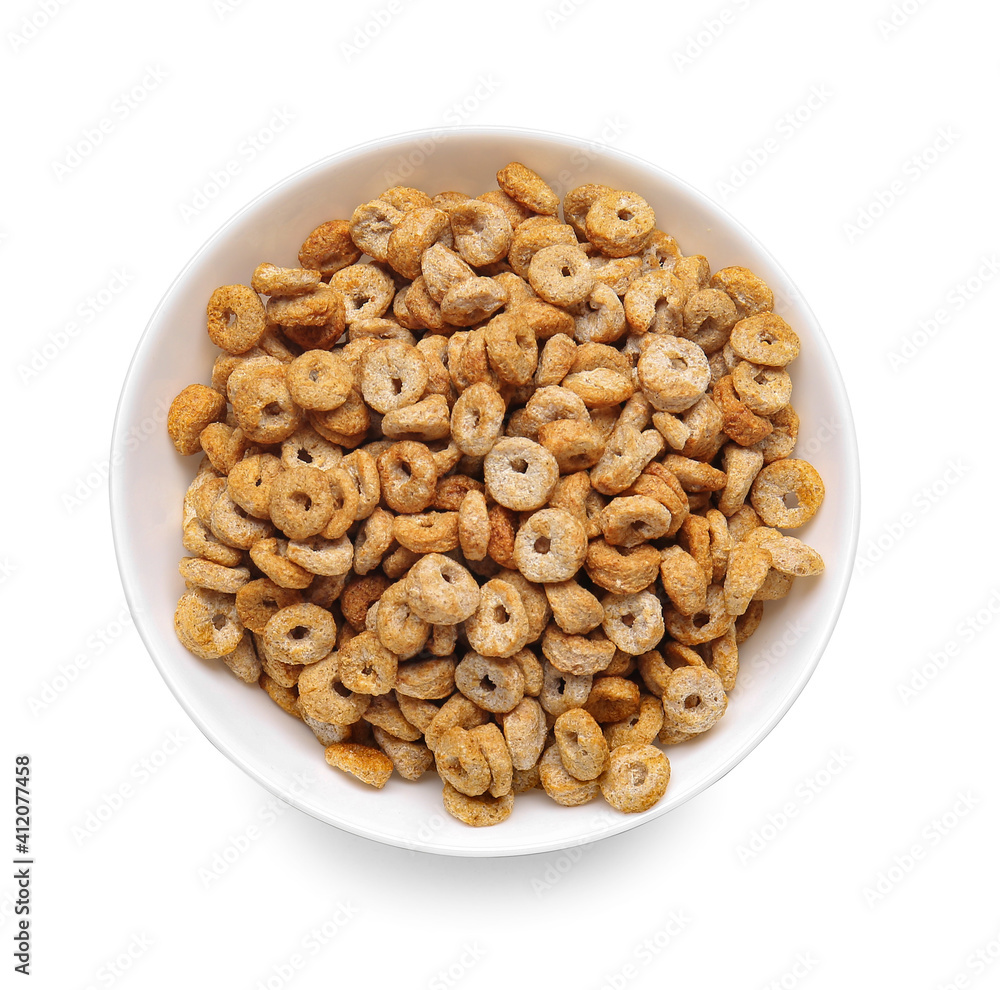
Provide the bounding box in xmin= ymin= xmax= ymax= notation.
xmin=622 ymin=613 xmax=636 ymax=628
xmin=534 ymin=536 xmax=551 ymax=554
xmin=493 ymin=604 xmax=510 ymax=624
xmin=628 ymin=762 xmax=647 ymax=786
xmin=297 ymin=447 xmax=313 ymax=463
xmin=264 ymin=402 xmax=283 ymax=416
xmin=212 ymin=613 xmax=228 ymax=630
xmin=692 ymin=612 xmax=710 ymax=628
xmin=683 ymin=694 xmax=701 ymax=709
xmin=783 ymin=492 xmax=800 ymax=509
xmin=289 ymin=625 xmax=309 ymax=640
xmin=291 ymin=492 xmax=313 ymax=512
xmin=617 ymin=208 xmax=635 ymax=222
xmin=333 ymin=682 xmax=352 ymax=698
xmin=511 ymin=458 xmax=528 ymax=474
xmin=479 ymin=675 xmax=497 ymax=692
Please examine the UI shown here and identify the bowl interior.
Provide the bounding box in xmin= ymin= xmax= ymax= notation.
xmin=111 ymin=128 xmax=859 ymax=856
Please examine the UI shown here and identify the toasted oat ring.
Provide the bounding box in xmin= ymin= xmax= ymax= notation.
xmin=308 ymin=390 xmax=369 ymax=447
xmin=555 ymin=708 xmax=609 ymax=781
xmin=298 ymin=654 xmax=371 ymax=724
xmin=449 ymin=199 xmax=514 ymax=267
xmin=393 ymin=511 xmax=459 ymax=554
xmin=421 ymin=242 xmax=476 ymax=303
xmin=286 ymin=351 xmax=353 ymax=412
xmin=249 ymin=537 xmax=313 ymax=590
xmin=513 ymin=508 xmax=587 ymax=584
xmin=709 ymin=266 xmax=774 ymax=319
xmin=374 ymin=580 xmax=430 ymax=659
xmin=584 ymin=676 xmax=641 ymax=724
xmin=336 ymin=630 xmax=398 ymax=696
xmin=585 ymin=190 xmax=655 ymax=258
xmin=718 ymin=444 xmax=765 ymax=518
xmin=357 ymin=340 xmax=428 ymax=415
xmin=664 ymin=585 xmax=732 ymax=646
xmin=753 ymin=403 xmax=799 ymax=463
xmin=496 ymin=161 xmax=559 ymax=214
xmin=450 ymin=381 xmax=506 ymax=457
xmin=500 ymin=696 xmax=547 ymax=771
xmin=732 ymin=360 xmax=792 ymax=416
xmin=268 ymin=466 xmax=335 ymax=540
xmin=328 ymin=263 xmax=395 ymax=324
xmin=508 ymin=221 xmax=578 ymax=278
xmin=659 ymin=546 xmax=708 ymax=617
xmin=600 ymin=495 xmax=673 ymax=547
xmin=422 ymin=695 xmax=489 ymax=751
xmin=339 ymin=450 xmax=380 ymax=521
xmin=601 ymin=591 xmax=665 ymax=655
xmin=174 ymin=588 xmax=243 ymax=659
xmin=168 ymin=384 xmax=227 ymax=455
xmin=637 ymin=334 xmax=711 ymax=413
xmin=318 ymin=468 xmax=359 ymax=540
xmin=209 ymin=490 xmax=273 ymax=549
xmin=528 ymin=244 xmax=594 ymax=308
xmin=544 ymin=579 xmax=604 ymax=635
xmin=434 ymin=726 xmax=491 ymax=797
xmin=441 ymin=276 xmax=508 ymax=327
xmin=298 ymin=219 xmax=362 ymax=276
xmin=599 ymin=743 xmax=670 ymax=814
xmin=286 ymin=533 xmax=353 ymax=577
xmin=442 ymin=780 xmax=514 ymax=826
xmin=730 ymin=313 xmax=800 ymax=366
xmin=206 ymin=284 xmax=266 ymax=354
xmin=604 ymin=693 xmax=664 ymax=749
xmin=724 ymin=542 xmax=773 ymax=616
xmin=405 ymin=553 xmax=480 ymax=624
xmin=660 ymin=665 xmax=727 ymax=734
xmin=572 ymin=282 xmax=627 ymax=345
xmin=376 ymin=441 xmax=438 ymax=514
xmin=683 ymin=288 xmax=738 ymax=354
xmin=178 ymin=557 xmax=250 ymax=594
xmin=750 ymin=458 xmax=825 ymax=528
xmin=262 ymin=602 xmax=336 ymax=665
xmin=230 ymin=365 xmax=303 ymax=444
xmin=458 ymin=489 xmax=490 ymax=562
xmin=386 ymin=207 xmax=450 ymax=280
xmin=484 ymin=311 xmax=537 ymax=386
xmin=483 ymin=437 xmax=559 ymax=512
xmin=624 ymin=271 xmax=687 ymax=335
xmin=468 ymin=723 xmax=513 ymax=798
xmin=563 ymin=183 xmax=614 ymax=238
xmin=713 ymin=374 xmax=774 ymax=447
xmin=539 ymin=744 xmax=599 ymax=806
xmin=465 ymin=579 xmax=530 ymax=659
xmin=539 ymin=661 xmax=593 ymax=716
xmin=266 ymin=283 xmax=345 ymax=330
xmin=351 ymin=508 xmax=394 ymax=576
xmin=454 ymin=652 xmax=526 ymax=714
xmin=234 ymin=579 xmax=301 ymax=634
xmin=542 ymin=625 xmax=616 ymax=676
xmin=348 ymin=199 xmax=402 ymax=263
xmin=584 ymin=540 xmax=661 ymax=596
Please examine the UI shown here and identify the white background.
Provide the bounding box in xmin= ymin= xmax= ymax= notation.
xmin=5 ymin=0 xmax=999 ymax=987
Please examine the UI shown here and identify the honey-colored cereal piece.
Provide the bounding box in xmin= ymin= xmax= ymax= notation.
xmin=386 ymin=207 xmax=450 ymax=280
xmin=750 ymin=458 xmax=826 ymax=528
xmin=603 ymin=692 xmax=662 ymax=748
xmin=262 ymin=602 xmax=336 ymax=664
xmin=599 ymin=744 xmax=670 ymax=814
xmin=464 ymin=579 xmax=530 ymax=658
xmin=174 ymin=588 xmax=243 ymax=659
xmin=544 ymin=579 xmax=604 ymax=635
xmin=405 ymin=553 xmax=480 ymax=624
xmin=298 ymin=654 xmax=370 ymax=724
xmin=539 ymin=744 xmax=600 ymax=806
xmin=497 ymin=162 xmax=560 ymax=216
xmin=512 ymin=508 xmax=588 ymax=584
xmin=449 ymin=199 xmax=514 ymax=267
xmin=708 ymin=266 xmax=774 ymax=319
xmin=349 ymin=199 xmax=402 ymax=263
xmin=585 ymin=190 xmax=655 ymax=257
xmin=441 ymin=780 xmax=514 ymax=826
xmin=730 ymin=313 xmax=800 ymax=367
xmin=168 ymin=384 xmax=227 ymax=455
xmin=298 ymin=219 xmax=362 ymax=277
xmin=483 ymin=437 xmax=559 ymax=512
xmin=555 ymin=708 xmax=609 ymax=781
xmin=269 ymin=466 xmax=335 ymax=540
xmin=324 ymin=742 xmax=393 ymax=789
xmin=207 ymin=284 xmax=267 ymax=354
xmin=178 ymin=556 xmax=250 ymax=594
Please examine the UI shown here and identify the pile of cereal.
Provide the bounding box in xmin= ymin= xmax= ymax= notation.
xmin=168 ymin=162 xmax=826 ymax=826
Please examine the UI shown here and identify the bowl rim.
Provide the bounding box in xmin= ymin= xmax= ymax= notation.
xmin=109 ymin=124 xmax=861 ymax=857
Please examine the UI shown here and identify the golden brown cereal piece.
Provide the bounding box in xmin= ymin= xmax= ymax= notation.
xmin=589 ymin=425 xmax=660 ymax=496
xmin=458 ymin=489 xmax=490 ymax=562
xmin=658 ymin=546 xmax=707 ymax=616
xmin=230 ymin=364 xmax=303 ymax=444
xmin=298 ymin=219 xmax=362 ymax=277
xmin=604 ymin=692 xmax=663 ymax=748
xmin=478 ymin=188 xmax=533 ymax=228
xmin=513 ymin=508 xmax=587 ymax=584
xmin=717 ymin=443 xmax=765 ymax=518
xmin=249 ymin=537 xmax=313 ymax=590
xmin=555 ymin=708 xmax=609 ymax=781
xmin=206 ymin=284 xmax=267 ymax=354
xmin=485 ymin=311 xmax=538 ymax=386
xmin=713 ymin=374 xmax=774 ymax=447
xmin=262 ymin=602 xmax=336 ymax=664
xmin=486 ymin=505 xmax=517 ymax=568
xmin=340 ymin=449 xmax=380 ymax=520
xmin=454 ymin=651 xmax=526 ymax=714
xmin=259 ymin=673 xmax=300 ymax=718
xmin=286 ymin=533 xmax=353 ymax=578
xmin=442 ymin=780 xmax=514 ymax=826
xmin=449 ymin=199 xmax=514 ymax=267
xmin=732 ymin=361 xmax=792 ymax=416
xmin=337 ymin=630 xmax=398 ymax=696
xmin=405 ymin=553 xmax=480 ymax=624
xmin=561 ymin=367 xmax=635 ymax=408
xmin=373 ymin=579 xmax=429 ymax=659
xmin=750 ymin=531 xmax=825 ymax=577
xmin=539 ymin=744 xmax=599 ymax=806
xmin=393 ymin=511 xmax=459 ymax=554
xmin=483 ymin=437 xmax=559 ymax=512
xmin=599 ymin=744 xmax=670 ymax=814
xmin=517 ymin=294 xmax=577 ymax=339
xmin=497 ymin=161 xmax=560 ymax=216
xmin=324 ymin=742 xmax=393 ymax=789
xmin=423 ymin=694 xmax=489 ymax=751
xmin=421 ymin=242 xmax=475 ymax=303
xmin=449 ymin=328 xmax=499 ymax=391
xmin=544 ymin=579 xmax=604 ymax=635
xmin=660 ymin=665 xmax=727 ymax=734
xmin=500 ymin=696 xmax=548 ymax=771
xmin=706 ymin=508 xmax=733 ymax=583
xmin=673 ymin=255 xmax=711 ymax=292
xmin=496 ymin=569 xmax=552 ymax=643
xmin=359 ymin=340 xmax=429 ymax=416
xmin=349 ymin=199 xmax=402 ymax=263
xmin=220 ymin=633 xmax=261 ymax=684
xmin=349 ymin=318 xmax=415 ymax=345
xmin=586 ymin=190 xmax=655 ymax=257
xmin=266 ymin=283 xmax=345 ymax=333
xmin=432 ymin=474 xmax=483 ymax=511
xmin=396 ymin=654 xmax=455 ymax=702
xmin=753 ymin=568 xmax=795 ymax=601
xmin=328 ymin=263 xmax=395 ymax=324
xmin=585 ymin=540 xmax=661 ymax=596
xmin=450 ymin=381 xmax=506 ymax=456
xmin=178 ymin=556 xmax=251 ymax=594
xmin=340 ymin=574 xmax=391 ymax=631
xmin=298 ymin=654 xmax=370 ymax=724
xmin=465 ymin=579 xmax=530 ymax=658
xmin=538 ymin=419 xmax=606 ymax=474
xmin=601 ymin=495 xmax=673 ymax=547
xmin=235 ymin=579 xmax=301 ymax=634
xmin=539 ymin=660 xmax=593 ymax=716
xmin=286 ymin=351 xmax=353 ymax=412
xmin=402 ymin=276 xmax=445 ymax=331
xmin=663 ymin=454 xmax=728 ymax=493
xmin=380 ymin=185 xmax=433 ymax=212
xmin=168 ymin=384 xmax=227 ymax=455
xmin=750 ymin=458 xmax=825 ymax=529
xmin=528 ymin=244 xmax=594 ymax=308
xmin=370 ymin=727 xmax=433 ymax=781
xmin=709 ymin=266 xmax=774 ymax=319
xmin=642 ymin=229 xmax=683 ymax=270
xmin=510 ymin=647 xmax=544 ymax=697
xmin=174 ymin=588 xmax=243 ymax=659
xmin=624 ymin=270 xmax=687 ymax=335
xmin=363 ymin=693 xmax=423 ymax=742
xmin=682 ymin=288 xmax=738 ymax=354
xmin=508 ymin=221 xmax=578 ymax=278
xmin=386 ymin=207 xmax=450 ymax=280
xmin=316 ymin=469 xmax=359 ymax=541
xmin=198 ymin=422 xmax=247 ymax=475
xmin=637 ymin=334 xmax=711 ymax=413
xmin=664 ymin=584 xmax=732 ymax=646
xmin=468 ymin=723 xmax=514 ymax=798
xmin=441 ymin=276 xmax=508 ymax=327
xmin=705 ymin=626 xmax=739 ymax=692
xmin=563 ymin=183 xmax=614 ymax=238
xmin=542 ymin=624 xmax=616 ymax=676
xmin=382 ymin=394 xmax=451 ymax=442
xmin=209 ymin=490 xmax=274 ymax=549
xmin=268 ymin=466 xmax=335 ymax=540
xmin=434 ymin=726 xmax=491 ymax=796
xmin=308 ymin=389 xmax=370 ymax=447
xmin=376 ymin=441 xmax=437 ymax=514
xmin=730 ymin=313 xmax=800 ymax=367
xmin=601 ymin=591 xmax=664 ymax=655
xmin=571 ymin=282 xmax=627 ymax=345
xmin=724 ymin=542 xmax=773 ymax=616
xmin=589 ymin=256 xmax=642 ymax=297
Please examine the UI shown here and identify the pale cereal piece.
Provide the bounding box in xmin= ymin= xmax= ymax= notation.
xmin=174 ymin=588 xmax=243 ymax=659
xmin=528 ymin=243 xmax=594 ymax=308
xmin=249 ymin=537 xmax=313 ymax=590
xmin=434 ymin=725 xmax=491 ymax=796
xmin=349 ymin=199 xmax=402 ymax=263
xmin=637 ymin=334 xmax=711 ymax=413
xmin=315 ymin=468 xmax=358 ymax=541
xmin=363 ymin=693 xmax=423 ymax=742
xmin=395 ymin=654 xmax=456 ymax=700
xmin=624 ymin=270 xmax=687 ymax=335
xmin=585 ymin=676 xmax=641 ymax=724
xmin=298 ymin=219 xmax=362 ymax=277
xmin=449 ymin=328 xmax=499 ymax=391
xmin=268 ymin=466 xmax=335 ymax=540
xmin=682 ymin=288 xmax=738 ymax=354
xmin=730 ymin=313 xmax=800 ymax=367
xmin=375 ymin=441 xmax=437 ymax=514
xmin=230 ymin=364 xmax=303 ymax=444
xmin=262 ymin=602 xmax=336 ymax=664
xmin=178 ymin=557 xmax=250 ymax=594
xmin=371 ymin=727 xmax=434 ymax=781
xmin=637 ymin=648 xmax=697 ymax=697
xmin=512 ymin=508 xmax=588 ymax=584
xmin=585 ymin=540 xmax=662 ymax=596
xmin=563 ymin=183 xmax=614 ymax=238
xmin=713 ymin=374 xmax=774 ymax=447
xmin=585 ymin=190 xmax=655 ymax=258
xmin=298 ymin=654 xmax=370 ymax=724
xmin=497 ymin=696 xmax=546 ymax=772
xmin=731 ymin=360 xmax=792 ymax=416
xmin=603 ymin=693 xmax=663 ymax=749
xmin=483 ymin=437 xmax=559 ymax=512
xmin=198 ymin=422 xmax=248 ymax=475
xmin=305 ymin=713 xmax=353 ymax=746
xmin=209 ymin=490 xmax=274 ymax=549
xmin=555 ymin=708 xmax=609 ymax=781
xmin=571 ymin=341 xmax=632 ymax=377
xmin=259 ymin=673 xmax=301 ymax=718
xmin=328 ymin=263 xmax=395 ymax=324
xmin=393 ymin=511 xmax=460 ymax=554
xmin=256 ymin=326 xmax=299 ymax=362
xmin=458 ymin=489 xmax=490 ymax=562
xmin=484 ymin=311 xmax=538 ymax=386
xmin=441 ymin=276 xmax=508 ymax=327
xmin=308 ymin=390 xmax=370 ymax=448
xmin=642 ymin=230 xmax=683 ymax=271
xmin=349 ymin=319 xmax=415 ymax=346
xmin=544 ymin=579 xmax=604 ymax=635
xmin=601 ymin=495 xmax=673 ymax=547
xmin=677 ymin=395 xmax=727 ymax=462
xmin=168 ymin=384 xmax=227 ymax=455
xmin=539 ymin=744 xmax=600 ymax=806
xmin=508 ymin=221 xmax=578 ymax=278
xmin=517 ymin=294 xmax=577 ymax=339
xmin=750 ymin=458 xmax=825 ymax=529
xmin=206 ymin=284 xmax=267 ymax=354
xmin=589 ymin=425 xmax=660 ymax=496
xmin=421 ymin=241 xmax=475 ymax=303
xmin=256 ymin=633 xmax=304 ymax=688
xmin=524 ymin=385 xmax=590 ymax=438
xmin=449 ymin=199 xmax=514 ymax=267
xmin=571 ymin=282 xmax=627 ymax=345
xmin=467 ymin=724 xmax=513 ymax=798
xmin=663 ymin=455 xmax=728 ymax=494
xmin=542 ymin=624 xmax=616 ymax=676
xmin=405 ymin=553 xmax=480 ymax=624
xmin=286 ymin=351 xmax=353 ymax=412
xmin=381 ymin=545 xmax=421 ymax=581
xmin=370 ymin=579 xmax=427 ymax=660
xmin=752 ymin=403 xmax=799 ymax=464
xmin=477 ymin=188 xmax=533 ymax=229
xmin=673 ymin=255 xmax=711 ymax=292
xmin=727 ymin=503 xmax=761 ymax=544
xmin=709 ymin=265 xmax=774 ymax=320
xmin=340 ymin=449 xmax=381 ymax=520
xmin=561 ymin=367 xmax=635 ymax=407
xmin=423 ymin=694 xmax=490 ymax=751
xmin=664 ymin=585 xmax=733 ymax=646
xmin=588 ymin=255 xmax=643 ymax=297
xmin=307 ymin=572 xmax=348 ymax=610
xmin=749 ymin=532 xmax=825 ymax=577
xmin=450 ymin=381 xmax=506 ymax=456
xmin=601 ymin=591 xmax=664 ymax=655
xmin=509 ymin=647 xmax=544 ymax=697
xmin=235 ymin=579 xmax=302 ymax=635
xmin=286 ymin=533 xmax=353 ymax=578
xmin=604 ymin=648 xmax=637 ymax=678
xmin=651 ymin=410 xmax=692 ymax=452
xmin=735 ymin=600 xmax=764 ymax=644
xmin=324 ymin=741 xmax=393 ymax=789
xmin=218 ymin=632 xmax=261 ymax=684
xmin=453 ymin=652 xmax=526 ymax=717
xmin=539 ymin=660 xmax=593 ymax=716
xmin=386 ymin=207 xmax=450 ymax=280
xmin=496 ymin=569 xmax=551 ymax=643
xmin=337 ymin=630 xmax=398 ymax=696
xmin=717 ymin=443 xmax=765 ymax=517
xmin=753 ymin=569 xmax=795 ymax=601
xmin=465 ymin=579 xmax=531 ymax=659
xmin=660 ymin=665 xmax=727 ymax=734
xmin=705 ymin=626 xmax=739 ymax=692
xmin=380 ymin=185 xmax=433 ymax=212
xmin=340 ymin=574 xmax=390 ymax=631
xmin=356 ymin=340 xmax=428 ymax=416
xmin=497 ymin=161 xmax=559 ymax=216
xmin=724 ymin=542 xmax=773 ymax=616
xmin=441 ymin=780 xmax=514 ymax=827
xmin=415 ymin=335 xmax=455 ymax=400
xmin=599 ymin=744 xmax=670 ymax=814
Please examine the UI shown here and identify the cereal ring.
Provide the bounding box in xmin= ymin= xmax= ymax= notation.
xmin=249 ymin=537 xmax=313 ymax=590
xmin=363 ymin=693 xmax=423 ymax=742
xmin=206 ymin=284 xmax=267 ymax=354
xmin=434 ymin=726 xmax=491 ymax=796
xmin=324 ymin=741 xmax=393 ymax=788
xmin=441 ymin=780 xmax=514 ymax=827
xmin=376 ymin=441 xmax=438 ymax=514
xmin=464 ymin=579 xmax=530 ymax=658
xmin=752 ymin=403 xmax=799 ymax=463
xmin=262 ymin=602 xmax=336 ymax=664
xmin=517 ymin=295 xmax=577 ymax=339
xmin=750 ymin=531 xmax=825 ymax=577
xmin=496 ymin=161 xmax=559 ymax=215
xmin=624 ymin=271 xmax=687 ymax=335
xmin=286 ymin=533 xmax=353 ymax=577
xmin=732 ymin=360 xmax=792 ymax=416
xmin=168 ymin=384 xmax=227 ymax=455
xmin=730 ymin=313 xmax=800 ymax=367
xmin=589 ymin=425 xmax=661 ymax=495
xmin=448 ymin=380 xmax=505 ymax=456
xmin=483 ymin=437 xmax=559 ymax=512
xmin=381 ymin=394 xmax=451 ymax=443
xmin=421 ymin=242 xmax=475 ymax=303
xmin=374 ymin=580 xmax=430 ymax=660
xmin=199 ymin=422 xmax=247 ymax=475
xmin=572 ymin=282 xmax=627 ymax=345
xmin=209 ymin=490 xmax=273 ymax=549
xmin=673 ymin=255 xmax=710 ymax=292
xmin=393 ymin=511 xmax=459 ymax=554
xmin=178 ymin=556 xmax=250 ymax=594
xmin=637 ymin=335 xmax=711 ymax=413
xmin=544 ymin=579 xmax=604 ymax=635
xmin=440 ymin=276 xmax=507 ymax=327
xmin=709 ymin=266 xmax=774 ymax=320
xmin=642 ymin=229 xmax=682 ymax=270
xmin=454 ymin=651 xmax=526 ymax=714
xmin=508 ymin=221 xmax=578 ymax=278
xmin=512 ymin=508 xmax=587 ymax=584
xmin=298 ymin=219 xmax=362 ymax=277
xmin=660 ymin=665 xmax=727 ymax=734
xmin=663 ymin=584 xmax=732 ymax=646
xmin=499 ymin=696 xmax=547 ymax=770
xmin=458 ymin=489 xmax=490 ymax=562
xmin=348 ymin=199 xmax=402 ymax=263
xmin=402 ymin=276 xmax=445 ymax=330
xmin=682 ymin=288 xmax=738 ymax=353
xmin=539 ymin=660 xmax=592 ymax=716
xmin=235 ymin=579 xmax=301 ymax=634
xmin=286 ymin=351 xmax=353 ymax=412
xmin=174 ymin=588 xmax=243 ymax=659
xmin=495 ymin=569 xmax=551 ymax=644
xmin=537 ymin=419 xmax=606 ymax=473
xmin=717 ymin=444 xmax=765 ymax=517
xmin=750 ymin=458 xmax=826 ymax=528
xmin=423 ymin=694 xmax=489 ymax=751
xmin=561 ymin=367 xmax=635 ymax=408
xmin=584 ymin=540 xmax=661 ymax=596
xmin=584 ymin=675 xmax=641 ymax=723
xmin=449 ymin=328 xmax=499 ymax=391
xmin=371 ymin=728 xmax=433 ymax=781
xmin=600 ymin=495 xmax=673 ymax=547
xmin=599 ymin=744 xmax=670 ymax=814
xmin=601 ymin=591 xmax=664 ymax=655
xmin=563 ymin=183 xmax=614 ymax=238
xmin=713 ymin=375 xmax=774 ymax=447
xmin=477 ymin=188 xmax=533 ymax=228
xmin=288 ymin=655 xmax=364 ymax=723
xmin=338 ymin=449 xmax=380 ymax=521
xmin=230 ymin=364 xmax=303 ymax=444
xmin=468 ymin=723 xmax=514 ymax=798
xmin=724 ymin=542 xmax=773 ymax=616
xmin=589 ymin=255 xmax=643 ymax=296
xmin=449 ymin=199 xmax=514 ymax=267
xmin=380 ymin=185 xmax=433 ymax=212
xmin=542 ymin=624 xmax=616 ymax=676
xmin=386 ymin=207 xmax=450 ymax=280
xmin=659 ymin=546 xmax=708 ymax=617
xmin=555 ymin=708 xmax=609 ymax=781
xmin=268 ymin=466 xmax=335 ymax=540
xmin=405 ymin=553 xmax=480 ymax=624
xmin=337 ymin=630 xmax=398 ymax=696
xmin=340 ymin=574 xmax=390 ymax=631
xmin=484 ymin=311 xmax=538 ymax=386
xmin=705 ymin=626 xmax=739 ymax=692
xmin=220 ymin=633 xmax=261 ymax=684
xmin=266 ymin=283 xmax=345 ymax=331
xmin=258 ymin=673 xmax=300 ymax=718
xmin=603 ymin=693 xmax=664 ymax=749
xmin=586 ymin=190 xmax=655 ymax=258
xmin=528 ymin=244 xmax=594 ymax=308
xmin=539 ymin=744 xmax=599 ymax=806
xmin=352 ymin=508 xmax=394 ymax=576
xmin=355 ymin=341 xmax=428 ymax=415
xmin=328 ymin=264 xmax=395 ymax=324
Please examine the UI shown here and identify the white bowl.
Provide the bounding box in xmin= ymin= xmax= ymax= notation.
xmin=110 ymin=127 xmax=860 ymax=857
